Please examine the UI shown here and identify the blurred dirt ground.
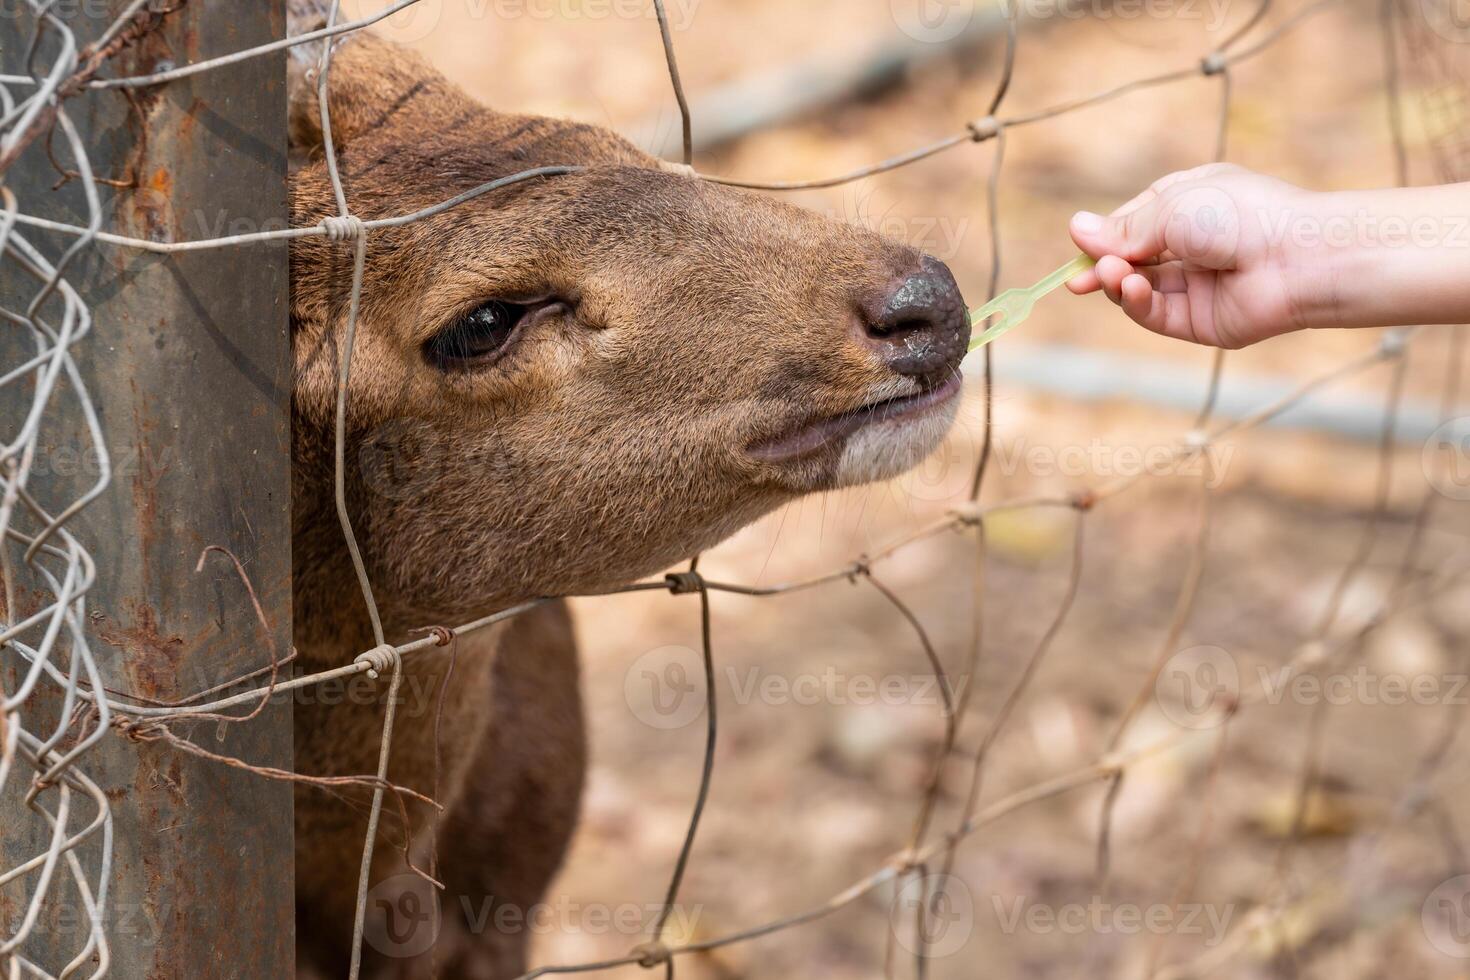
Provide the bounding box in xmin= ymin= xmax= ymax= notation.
xmin=349 ymin=0 xmax=1470 ymax=976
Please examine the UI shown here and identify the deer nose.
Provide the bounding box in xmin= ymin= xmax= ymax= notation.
xmin=860 ymin=258 xmax=970 ymax=385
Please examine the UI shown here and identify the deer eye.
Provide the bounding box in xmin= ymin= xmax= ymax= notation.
xmin=425 ymin=300 xmax=527 ymax=371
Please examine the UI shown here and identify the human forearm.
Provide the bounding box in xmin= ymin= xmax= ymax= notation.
xmin=1283 ymin=183 xmax=1470 ymax=331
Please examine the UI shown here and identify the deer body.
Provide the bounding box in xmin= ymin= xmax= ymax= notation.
xmin=287 ymin=28 xmax=968 ymax=979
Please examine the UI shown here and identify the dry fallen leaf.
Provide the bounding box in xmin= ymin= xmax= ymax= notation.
xmin=1247 ymin=788 xmax=1364 ymax=839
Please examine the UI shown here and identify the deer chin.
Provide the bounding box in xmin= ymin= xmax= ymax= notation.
xmin=746 ymin=374 xmax=962 ymax=486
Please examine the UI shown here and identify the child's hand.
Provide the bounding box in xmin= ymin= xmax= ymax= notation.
xmin=1067 ymin=164 xmax=1470 ymax=347
xmin=1065 ymin=163 xmax=1308 ymax=349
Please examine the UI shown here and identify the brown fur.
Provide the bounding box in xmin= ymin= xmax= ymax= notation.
xmin=288 ymin=30 xmax=967 ymax=979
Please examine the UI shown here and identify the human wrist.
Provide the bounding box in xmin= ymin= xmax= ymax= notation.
xmin=1260 ymin=188 xmax=1342 ymax=332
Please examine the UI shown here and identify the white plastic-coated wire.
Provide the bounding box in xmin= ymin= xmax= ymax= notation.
xmin=1 ymin=3 xmax=116 ymax=975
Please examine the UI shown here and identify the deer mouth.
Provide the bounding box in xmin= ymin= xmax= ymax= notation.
xmin=747 ymin=374 xmax=962 ymax=464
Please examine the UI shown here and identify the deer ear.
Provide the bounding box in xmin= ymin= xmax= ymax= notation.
xmin=287 ymin=24 xmax=474 ymax=158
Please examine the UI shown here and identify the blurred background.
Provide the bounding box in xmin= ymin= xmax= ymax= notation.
xmin=347 ymin=1 xmax=1470 ymax=976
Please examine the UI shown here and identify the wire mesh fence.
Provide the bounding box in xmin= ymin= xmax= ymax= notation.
xmin=1 ymin=0 xmax=1467 ymax=977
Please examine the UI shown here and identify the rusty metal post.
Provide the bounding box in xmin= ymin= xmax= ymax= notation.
xmin=0 ymin=2 xmax=294 ymax=976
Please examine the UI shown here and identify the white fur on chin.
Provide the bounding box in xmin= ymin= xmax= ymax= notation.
xmin=834 ymin=396 xmax=960 ymax=487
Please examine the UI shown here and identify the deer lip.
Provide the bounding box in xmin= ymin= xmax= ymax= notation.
xmin=747 ymin=375 xmax=962 ymax=464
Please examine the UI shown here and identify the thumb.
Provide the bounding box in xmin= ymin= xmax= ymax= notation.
xmin=1071 ymin=184 xmax=1240 ymax=270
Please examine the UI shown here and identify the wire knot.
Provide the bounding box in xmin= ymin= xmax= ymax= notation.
xmin=949 ymin=501 xmax=985 ymax=527
xmin=355 ymin=643 xmax=400 ymax=680
xmin=1200 ymin=52 xmax=1227 ymax=76
xmin=113 ymin=716 xmax=165 ymax=747
xmin=847 ymin=557 xmax=872 ymax=583
xmin=890 ymin=848 xmax=923 ymax=876
xmin=967 ymin=115 xmax=1001 ymax=141
xmin=664 ymin=571 xmax=705 ymax=595
xmin=321 ymin=214 xmax=366 ymax=241
xmin=114 ymin=716 xmax=145 ymax=742
xmin=413 ymin=625 xmax=456 ymax=647
xmin=630 ymin=941 xmax=672 ymax=969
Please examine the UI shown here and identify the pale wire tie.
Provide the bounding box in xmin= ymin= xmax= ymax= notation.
xmin=321 ymin=214 xmax=366 ymax=241
xmin=949 ymin=500 xmax=985 ymax=526
xmin=630 ymin=941 xmax=672 ymax=969
xmin=967 ymin=115 xmax=1001 ymax=142
xmin=355 ymin=643 xmax=401 ymax=680
xmin=1200 ymin=51 xmax=1228 ymax=76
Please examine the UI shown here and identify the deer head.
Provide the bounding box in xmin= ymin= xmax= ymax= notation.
xmin=287 ymin=30 xmax=969 ymax=648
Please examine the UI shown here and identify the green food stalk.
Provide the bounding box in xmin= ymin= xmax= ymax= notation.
xmin=968 ymin=253 xmax=1096 ymax=351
